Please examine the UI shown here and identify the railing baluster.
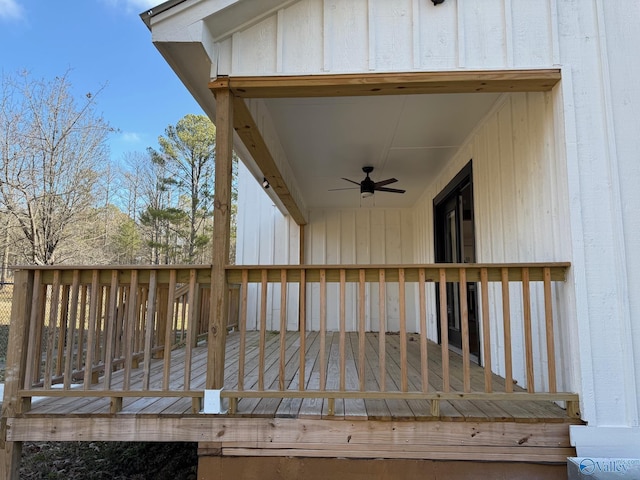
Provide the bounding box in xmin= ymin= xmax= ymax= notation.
xmin=238 ymin=269 xmax=248 ymax=391
xmin=279 ymin=269 xmax=287 ymax=391
xmin=544 ymin=267 xmax=557 ymax=393
xmin=83 ymin=270 xmax=100 ymax=389
xmin=418 ymin=268 xmax=428 ymax=393
xmin=56 ymin=284 xmax=70 ymax=377
xmin=522 ymin=267 xmax=535 ymax=393
xmin=319 ymin=269 xmax=327 ymax=391
xmin=114 ymin=286 xmax=125 ymax=364
xmin=142 ymin=270 xmax=158 ymax=390
xmin=184 ymin=269 xmax=197 ymax=390
xmin=258 ymin=269 xmax=268 ymax=391
xmin=103 ymin=270 xmax=119 ymax=389
xmin=399 ymin=268 xmax=408 ymax=393
xmin=24 ymin=270 xmax=42 ymax=389
xmin=162 ymin=269 xmax=177 ymax=390
xmin=438 ymin=268 xmax=450 ymax=393
xmin=378 ymin=269 xmax=386 ymax=392
xmin=339 ymin=269 xmax=346 ymax=392
xmin=501 ymin=267 xmax=513 ymax=393
xmin=299 ymin=268 xmax=306 ymax=391
xmin=95 ymin=284 xmax=105 ymax=365
xmin=33 ymin=282 xmax=47 ymax=384
xmin=480 ymin=267 xmax=492 ymax=393
xmin=135 ymin=286 xmax=147 ymax=355
xmin=44 ymin=271 xmax=61 ymax=389
xmin=74 ymin=285 xmax=87 ymax=373
xmin=102 ymin=285 xmax=111 ymax=363
xmin=358 ymin=269 xmax=366 ymax=392
xmin=460 ymin=268 xmax=471 ymax=393
xmin=63 ymin=271 xmax=80 ymax=390
xmin=123 ymin=269 xmax=139 ymax=391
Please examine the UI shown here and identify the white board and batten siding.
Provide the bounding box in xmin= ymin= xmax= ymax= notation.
xmin=226 ymin=0 xmax=640 ymax=448
xmin=216 ymin=0 xmax=558 ymax=75
xmin=412 ymin=90 xmax=572 ymax=395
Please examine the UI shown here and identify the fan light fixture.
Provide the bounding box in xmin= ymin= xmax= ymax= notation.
xmin=329 ymin=166 xmax=406 ymax=197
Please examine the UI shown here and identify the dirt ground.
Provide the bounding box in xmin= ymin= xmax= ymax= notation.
xmin=19 ymin=441 xmax=198 ymax=479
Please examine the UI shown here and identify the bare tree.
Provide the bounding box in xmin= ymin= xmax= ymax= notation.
xmin=0 ymin=71 xmax=112 ymax=265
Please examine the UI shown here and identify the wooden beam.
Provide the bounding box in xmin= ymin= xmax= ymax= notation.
xmin=6 ymin=417 xmax=574 ymax=451
xmin=211 ymin=69 xmax=561 ymax=99
xmin=210 ymin=78 xmax=307 ymax=226
xmin=207 ymin=85 xmax=234 ymax=390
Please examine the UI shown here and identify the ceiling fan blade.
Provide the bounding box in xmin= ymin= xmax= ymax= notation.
xmin=375 ymin=186 xmax=406 ymax=194
xmin=373 ymin=178 xmax=397 ymax=187
xmin=328 ymin=187 xmax=359 ymax=191
xmin=341 ymin=178 xmax=361 ymax=186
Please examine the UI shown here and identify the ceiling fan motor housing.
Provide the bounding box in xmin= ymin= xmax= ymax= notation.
xmin=361 ymin=166 xmax=375 ymax=195
xmin=360 ymin=176 xmax=375 ymax=195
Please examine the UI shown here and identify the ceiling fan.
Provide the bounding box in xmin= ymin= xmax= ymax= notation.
xmin=330 ymin=166 xmax=406 ymax=198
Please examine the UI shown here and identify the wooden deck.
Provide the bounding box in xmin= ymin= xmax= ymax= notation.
xmin=22 ymin=331 xmax=574 ymax=422
xmin=5 ymin=331 xmax=581 ymax=464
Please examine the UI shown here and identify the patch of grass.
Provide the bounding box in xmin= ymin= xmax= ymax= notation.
xmin=20 ymin=441 xmax=198 ymax=479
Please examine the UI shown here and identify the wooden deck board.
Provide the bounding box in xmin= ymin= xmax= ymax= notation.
xmin=24 ymin=331 xmax=575 ymax=422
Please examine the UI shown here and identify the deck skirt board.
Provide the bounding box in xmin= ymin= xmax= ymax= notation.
xmin=6 ymin=416 xmax=576 ymax=462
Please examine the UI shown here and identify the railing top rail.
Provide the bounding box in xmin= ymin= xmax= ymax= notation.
xmin=12 ymin=264 xmax=213 ymax=271
xmin=225 ymin=262 xmax=571 ymax=283
xmin=225 ymin=262 xmax=571 ymax=270
xmin=12 ymin=262 xmax=571 ymax=284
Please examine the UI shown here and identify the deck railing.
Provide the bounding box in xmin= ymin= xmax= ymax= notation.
xmin=6 ymin=266 xmax=221 ymax=414
xmin=4 ymin=262 xmax=579 ymax=418
xmin=223 ymin=263 xmax=579 ymax=417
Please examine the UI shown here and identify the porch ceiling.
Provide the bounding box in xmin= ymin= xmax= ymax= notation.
xmin=262 ymin=92 xmax=501 ymax=209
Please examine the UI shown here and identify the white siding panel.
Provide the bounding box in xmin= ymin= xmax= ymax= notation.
xmin=324 ymin=0 xmax=370 ymax=72
xmin=370 ymin=0 xmax=414 ymax=71
xmin=459 ymin=0 xmax=507 ymax=68
xmin=236 ymin=163 xmax=301 ymax=331
xmin=300 ymin=208 xmax=415 ymax=332
xmin=281 ymin=0 xmax=324 ymax=73
xmin=603 ymin=2 xmax=640 ymax=425
xmin=555 ymin=0 xmax=639 ymax=427
xmin=411 ymin=92 xmax=571 ymax=391
xmin=232 ymin=16 xmax=278 ymax=74
xmin=416 ymin=0 xmax=458 ymax=69
xmin=217 ymin=0 xmax=564 ymax=75
xmin=509 ymin=0 xmax=553 ymax=67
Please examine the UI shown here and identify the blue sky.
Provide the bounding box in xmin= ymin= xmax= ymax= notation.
xmin=0 ymin=0 xmax=205 ymax=160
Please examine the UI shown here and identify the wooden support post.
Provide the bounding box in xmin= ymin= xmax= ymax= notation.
xmin=207 ymin=82 xmax=234 ymax=390
xmin=110 ymin=397 xmax=123 ymax=414
xmin=0 ymin=269 xmax=34 ymax=480
xmin=430 ymin=399 xmax=440 ymax=417
xmin=567 ymin=400 xmax=581 ymax=419
xmin=192 ymin=397 xmax=203 ymax=414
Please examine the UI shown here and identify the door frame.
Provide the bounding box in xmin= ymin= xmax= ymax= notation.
xmin=433 ymin=161 xmax=481 ymax=364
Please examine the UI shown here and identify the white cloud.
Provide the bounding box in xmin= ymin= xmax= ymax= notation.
xmin=121 ymin=132 xmax=142 ymax=143
xmin=102 ymin=0 xmax=158 ymax=13
xmin=127 ymin=0 xmax=158 ymax=9
xmin=0 ymin=0 xmax=24 ymax=20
